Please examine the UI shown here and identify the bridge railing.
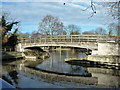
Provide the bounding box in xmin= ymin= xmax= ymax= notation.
xmin=20 ymin=35 xmax=120 ymax=45
xmin=98 ymin=36 xmax=120 ymax=43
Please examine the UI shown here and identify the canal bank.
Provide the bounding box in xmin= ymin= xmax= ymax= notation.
xmin=2 ymin=47 xmax=50 ymax=61
xmin=85 ymin=55 xmax=120 ymax=66
xmin=85 ymin=42 xmax=120 ymax=67
xmin=65 ymin=41 xmax=120 ymax=67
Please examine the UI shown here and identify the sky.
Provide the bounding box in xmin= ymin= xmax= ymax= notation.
xmin=1 ymin=0 xmax=118 ymax=34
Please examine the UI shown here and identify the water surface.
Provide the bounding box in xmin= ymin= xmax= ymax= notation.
xmin=36 ymin=49 xmax=90 ymax=76
xmin=2 ymin=49 xmax=120 ymax=88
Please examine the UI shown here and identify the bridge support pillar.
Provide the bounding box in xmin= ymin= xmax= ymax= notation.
xmin=16 ymin=43 xmax=23 ymax=52
xmin=98 ymin=42 xmax=120 ymax=55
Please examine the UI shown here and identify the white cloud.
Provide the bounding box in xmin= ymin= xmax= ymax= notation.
xmin=2 ymin=0 xmax=26 ymax=2
xmin=93 ymin=0 xmax=119 ymax=2
xmin=2 ymin=2 xmax=116 ymax=33
xmin=2 ymin=0 xmax=119 ymax=2
xmin=2 ymin=0 xmax=70 ymax=2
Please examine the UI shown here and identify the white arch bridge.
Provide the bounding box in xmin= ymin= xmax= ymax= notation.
xmin=17 ymin=35 xmax=120 ymax=52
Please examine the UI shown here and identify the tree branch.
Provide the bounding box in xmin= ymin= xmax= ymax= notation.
xmin=82 ymin=0 xmax=96 ymax=19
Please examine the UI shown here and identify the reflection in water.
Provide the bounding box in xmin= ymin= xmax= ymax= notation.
xmin=2 ymin=64 xmax=100 ymax=88
xmin=2 ymin=66 xmax=18 ymax=87
xmin=36 ymin=49 xmax=120 ymax=87
xmin=2 ymin=49 xmax=120 ymax=88
xmin=9 ymin=71 xmax=18 ymax=85
xmin=36 ymin=50 xmax=90 ymax=76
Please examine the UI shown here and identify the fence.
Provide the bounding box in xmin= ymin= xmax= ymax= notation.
xmin=20 ymin=35 xmax=120 ymax=44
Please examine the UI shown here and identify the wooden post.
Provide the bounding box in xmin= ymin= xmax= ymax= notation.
xmin=79 ymin=35 xmax=80 ymax=42
xmin=87 ymin=36 xmax=89 ymax=51
xmin=59 ymin=35 xmax=61 ymax=43
xmin=97 ymin=35 xmax=99 ymax=42
xmin=40 ymin=37 xmax=41 ymax=43
xmin=71 ymin=35 xmax=72 ymax=43
xmin=33 ymin=38 xmax=34 ymax=44
xmin=64 ymin=35 xmax=66 ymax=42
xmin=24 ymin=39 xmax=26 ymax=45
xmin=57 ymin=36 xmax=58 ymax=43
xmin=45 ymin=37 xmax=46 ymax=44
xmin=21 ymin=39 xmax=23 ymax=44
xmin=34 ymin=38 xmax=36 ymax=44
xmin=51 ymin=35 xmax=52 ymax=42
xmin=29 ymin=38 xmax=31 ymax=45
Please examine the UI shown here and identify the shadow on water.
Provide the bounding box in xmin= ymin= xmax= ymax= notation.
xmin=2 ymin=52 xmax=23 ymax=64
xmin=65 ymin=61 xmax=120 ymax=76
xmin=2 ymin=64 xmax=19 ymax=88
xmin=2 ymin=70 xmax=18 ymax=84
xmin=27 ymin=66 xmax=92 ymax=77
xmin=65 ymin=60 xmax=120 ymax=70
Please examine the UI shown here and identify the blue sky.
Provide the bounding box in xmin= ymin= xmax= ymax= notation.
xmin=1 ymin=0 xmax=117 ymax=34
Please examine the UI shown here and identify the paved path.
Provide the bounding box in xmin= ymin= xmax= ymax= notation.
xmin=0 ymin=78 xmax=15 ymax=89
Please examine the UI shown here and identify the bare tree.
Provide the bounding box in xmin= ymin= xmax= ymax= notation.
xmin=108 ymin=23 xmax=120 ymax=36
xmin=103 ymin=2 xmax=120 ymax=20
xmin=63 ymin=30 xmax=67 ymax=35
xmin=56 ymin=22 xmax=64 ymax=35
xmin=82 ymin=0 xmax=96 ymax=19
xmin=67 ymin=24 xmax=81 ymax=35
xmin=30 ymin=31 xmax=43 ymax=38
xmin=18 ymin=32 xmax=30 ymax=39
xmin=82 ymin=31 xmax=95 ymax=35
xmin=38 ymin=15 xmax=64 ymax=36
xmin=82 ymin=1 xmax=119 ymax=19
xmin=94 ymin=27 xmax=106 ymax=35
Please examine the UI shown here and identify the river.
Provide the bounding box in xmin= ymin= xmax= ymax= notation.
xmin=2 ymin=49 xmax=120 ymax=88
xmin=36 ymin=49 xmax=91 ymax=76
